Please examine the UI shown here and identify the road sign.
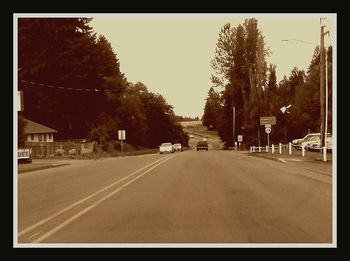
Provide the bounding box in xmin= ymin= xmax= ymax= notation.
xmin=265 ymin=127 xmax=271 ymax=134
xmin=118 ymin=130 xmax=126 ymax=140
xmin=237 ymin=135 xmax=243 ymax=142
xmin=265 ymin=124 xmax=271 ymax=128
xmin=260 ymin=116 xmax=276 ymax=125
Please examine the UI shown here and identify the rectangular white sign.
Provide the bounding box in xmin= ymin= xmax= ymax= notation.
xmin=118 ymin=130 xmax=126 ymax=140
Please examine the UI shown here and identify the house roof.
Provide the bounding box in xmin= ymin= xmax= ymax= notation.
xmin=24 ymin=119 xmax=57 ymax=134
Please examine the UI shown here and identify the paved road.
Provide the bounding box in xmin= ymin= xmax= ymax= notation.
xmin=17 ymin=150 xmax=332 ymax=244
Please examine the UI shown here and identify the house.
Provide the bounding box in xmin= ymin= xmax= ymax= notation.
xmin=24 ymin=119 xmax=57 ymax=142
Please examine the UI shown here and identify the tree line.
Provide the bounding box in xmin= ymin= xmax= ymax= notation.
xmin=18 ymin=18 xmax=189 ymax=150
xmin=203 ymin=18 xmax=332 ymax=147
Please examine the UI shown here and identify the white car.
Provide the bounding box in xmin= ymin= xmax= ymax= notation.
xmin=300 ymin=136 xmax=321 ymax=150
xmin=18 ymin=148 xmax=32 ymax=163
xmin=159 ymin=143 xmax=174 ymax=154
xmin=306 ymin=136 xmax=333 ymax=151
xmin=173 ymin=143 xmax=183 ymax=152
xmin=292 ymin=133 xmax=331 ymax=150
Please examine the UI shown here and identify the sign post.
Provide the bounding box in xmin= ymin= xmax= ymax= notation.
xmin=118 ymin=130 xmax=126 ymax=153
xmin=265 ymin=124 xmax=271 ymax=147
xmin=260 ymin=117 xmax=276 ymax=148
xmin=237 ymin=135 xmax=243 ymax=151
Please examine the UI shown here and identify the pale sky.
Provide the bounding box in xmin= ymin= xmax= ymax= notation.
xmin=90 ymin=14 xmax=335 ymax=118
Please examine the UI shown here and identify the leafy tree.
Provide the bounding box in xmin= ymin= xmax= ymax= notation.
xmin=210 ymin=18 xmax=269 ymax=146
xmin=210 ymin=23 xmax=235 ymax=88
xmin=265 ymin=64 xmax=277 ymax=115
xmin=18 ymin=18 xmax=126 ymax=139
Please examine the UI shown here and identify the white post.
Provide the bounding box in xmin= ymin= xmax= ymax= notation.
xmin=324 ymin=45 xmax=328 ymax=162
xmin=253 ymin=146 xmax=255 ymax=153
xmin=279 ymin=143 xmax=282 ymax=154
xmin=259 ymin=146 xmax=261 ymax=152
xmin=272 ymin=144 xmax=275 ymax=154
xmin=302 ymin=144 xmax=305 ymax=157
xmin=250 ymin=146 xmax=252 ymax=153
xmin=266 ymin=146 xmax=268 ymax=152
xmin=289 ymin=142 xmax=292 ymax=155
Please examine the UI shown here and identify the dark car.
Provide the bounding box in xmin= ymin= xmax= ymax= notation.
xmin=197 ymin=141 xmax=208 ymax=151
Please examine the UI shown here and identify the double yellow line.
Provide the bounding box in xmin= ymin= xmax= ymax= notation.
xmin=18 ymin=154 xmax=177 ymax=243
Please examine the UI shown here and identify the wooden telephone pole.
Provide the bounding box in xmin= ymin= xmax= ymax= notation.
xmin=320 ymin=18 xmax=329 ymax=150
xmin=320 ymin=22 xmax=325 ymax=149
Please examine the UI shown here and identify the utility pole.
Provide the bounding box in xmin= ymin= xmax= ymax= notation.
xmin=324 ymin=44 xmax=328 ymax=161
xmin=322 ymin=18 xmax=330 ymax=162
xmin=232 ymin=106 xmax=235 ymax=149
xmin=320 ymin=22 xmax=325 ymax=149
xmin=320 ymin=19 xmax=326 ymax=149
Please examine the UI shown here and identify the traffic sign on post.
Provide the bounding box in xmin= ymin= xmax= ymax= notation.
xmin=118 ymin=130 xmax=126 ymax=140
xmin=237 ymin=135 xmax=243 ymax=142
xmin=265 ymin=127 xmax=271 ymax=134
xmin=118 ymin=130 xmax=126 ymax=154
xmin=260 ymin=116 xmax=276 ymax=125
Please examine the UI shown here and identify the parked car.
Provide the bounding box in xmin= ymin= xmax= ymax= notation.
xmin=300 ymin=136 xmax=321 ymax=150
xmin=292 ymin=133 xmax=331 ymax=150
xmin=197 ymin=141 xmax=208 ymax=151
xmin=18 ymin=148 xmax=32 ymax=163
xmin=159 ymin=143 xmax=174 ymax=154
xmin=173 ymin=143 xmax=183 ymax=152
xmin=306 ymin=136 xmax=333 ymax=152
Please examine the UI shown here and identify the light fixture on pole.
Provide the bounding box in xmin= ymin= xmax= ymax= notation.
xmin=280 ymin=104 xmax=291 ymax=143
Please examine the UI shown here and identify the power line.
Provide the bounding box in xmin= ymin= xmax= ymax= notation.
xmin=281 ymin=39 xmax=318 ymax=46
xmin=19 ymin=80 xmax=122 ymax=92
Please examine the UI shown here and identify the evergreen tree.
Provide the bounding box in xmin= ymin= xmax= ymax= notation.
xmin=203 ymin=87 xmax=222 ymax=130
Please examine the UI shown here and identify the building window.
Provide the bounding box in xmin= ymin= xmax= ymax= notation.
xmin=31 ymin=134 xmax=34 ymax=141
xmin=38 ymin=134 xmax=42 ymax=142
xmin=49 ymin=133 xmax=53 ymax=140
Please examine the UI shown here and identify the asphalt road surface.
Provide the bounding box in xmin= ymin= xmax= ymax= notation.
xmin=17 ymin=150 xmax=332 ymax=244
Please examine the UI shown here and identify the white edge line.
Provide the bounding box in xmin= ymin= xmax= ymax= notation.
xmin=18 ymin=156 xmax=170 ymax=237
xmin=33 ymin=155 xmax=177 ymax=243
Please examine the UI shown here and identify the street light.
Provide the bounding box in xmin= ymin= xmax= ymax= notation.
xmin=280 ymin=104 xmax=291 ymax=143
xmin=281 ymin=23 xmax=330 ymax=161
